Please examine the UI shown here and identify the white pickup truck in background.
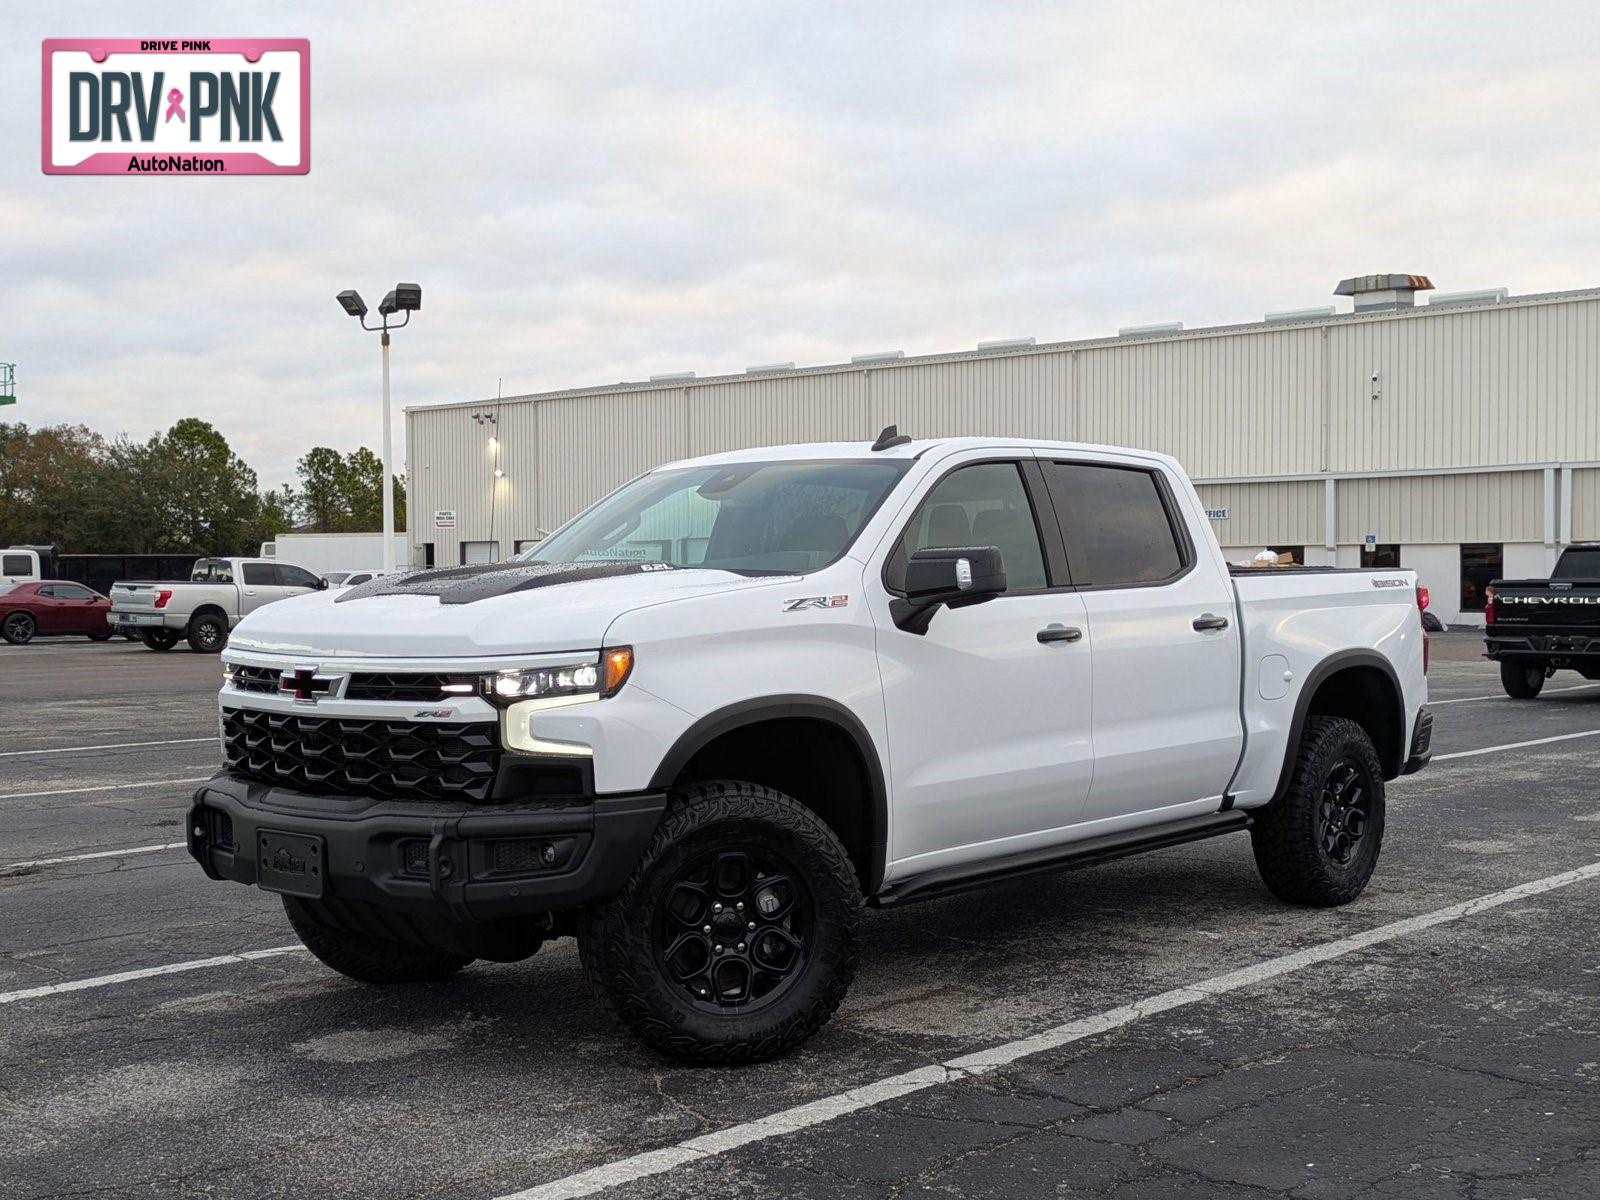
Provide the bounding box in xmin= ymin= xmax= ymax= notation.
xmin=110 ymin=557 xmax=326 ymax=652
xmin=190 ymin=433 xmax=1431 ymax=1063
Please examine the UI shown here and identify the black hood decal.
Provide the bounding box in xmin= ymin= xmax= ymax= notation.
xmin=334 ymin=559 xmax=676 ymax=605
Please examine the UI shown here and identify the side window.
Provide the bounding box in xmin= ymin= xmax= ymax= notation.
xmin=37 ymin=584 xmax=60 ymax=597
xmin=887 ymin=462 xmax=1048 ymax=592
xmin=3 ymin=554 xmax=33 ymax=575
xmin=242 ymin=563 xmax=275 ymax=586
xmin=54 ymin=584 xmax=93 ymax=600
xmin=276 ymin=565 xmax=321 ymax=589
xmin=1044 ymin=463 xmax=1187 ymax=587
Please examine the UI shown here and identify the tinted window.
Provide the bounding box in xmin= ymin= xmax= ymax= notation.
xmin=276 ymin=565 xmax=321 ymax=589
xmin=1554 ymin=547 xmax=1600 ymax=579
xmin=241 ymin=563 xmax=274 ymax=586
xmin=52 ymin=584 xmax=95 ymax=600
xmin=2 ymin=554 xmax=32 ymax=575
xmin=887 ymin=462 xmax=1048 ymax=592
xmin=1045 ymin=463 xmax=1186 ymax=586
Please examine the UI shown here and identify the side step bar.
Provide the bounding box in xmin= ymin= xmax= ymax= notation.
xmin=871 ymin=810 xmax=1254 ymax=908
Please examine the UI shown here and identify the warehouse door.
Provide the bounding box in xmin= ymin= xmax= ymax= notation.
xmin=460 ymin=541 xmax=499 ymax=565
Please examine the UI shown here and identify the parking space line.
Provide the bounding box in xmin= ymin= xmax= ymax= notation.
xmin=1431 ymin=683 xmax=1600 ymax=706
xmin=1431 ymin=728 xmax=1600 ymax=762
xmin=0 ymin=946 xmax=305 ymax=1006
xmin=2 ymin=842 xmax=188 ymax=872
xmin=504 ymin=857 xmax=1600 ymax=1200
xmin=0 ymin=737 xmax=214 ymax=758
xmin=0 ymin=777 xmax=211 ymax=801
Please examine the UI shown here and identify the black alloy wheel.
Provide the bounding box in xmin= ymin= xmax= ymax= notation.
xmin=3 ymin=612 xmax=36 ymax=645
xmin=188 ymin=613 xmax=227 ymax=653
xmin=1316 ymin=759 xmax=1372 ymax=867
xmin=655 ymin=847 xmax=811 ymax=1013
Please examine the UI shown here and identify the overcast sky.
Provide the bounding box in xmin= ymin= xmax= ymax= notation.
xmin=4 ymin=2 xmax=1599 ymax=488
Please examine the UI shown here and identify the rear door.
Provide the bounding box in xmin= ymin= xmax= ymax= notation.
xmin=1036 ymin=456 xmax=1242 ymax=826
xmin=239 ymin=562 xmax=279 ymax=612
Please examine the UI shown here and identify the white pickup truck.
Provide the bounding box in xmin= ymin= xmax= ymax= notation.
xmin=110 ymin=557 xmax=326 ymax=652
xmin=190 ymin=433 xmax=1430 ymax=1063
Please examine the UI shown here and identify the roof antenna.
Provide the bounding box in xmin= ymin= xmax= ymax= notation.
xmin=872 ymin=424 xmax=912 ymax=451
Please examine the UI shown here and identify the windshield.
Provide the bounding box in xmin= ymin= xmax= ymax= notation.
xmin=191 ymin=559 xmax=234 ymax=583
xmin=1554 ymin=547 xmax=1600 ymax=579
xmin=522 ymin=460 xmax=910 ymax=574
xmin=322 ymin=572 xmax=350 ymax=585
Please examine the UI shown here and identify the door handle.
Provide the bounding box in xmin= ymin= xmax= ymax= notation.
xmin=1037 ymin=624 xmax=1083 ymax=644
xmin=1193 ymin=613 xmax=1230 ymax=631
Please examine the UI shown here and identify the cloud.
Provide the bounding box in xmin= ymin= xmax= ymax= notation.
xmin=2 ymin=1 xmax=1598 ymax=487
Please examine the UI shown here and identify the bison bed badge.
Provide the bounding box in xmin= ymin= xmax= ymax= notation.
xmin=783 ymin=595 xmax=849 ymax=612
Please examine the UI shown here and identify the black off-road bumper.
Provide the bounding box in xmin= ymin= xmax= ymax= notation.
xmin=1485 ymin=633 xmax=1600 ymax=666
xmin=1401 ymin=707 xmax=1433 ymax=775
xmin=188 ymin=771 xmax=666 ymax=921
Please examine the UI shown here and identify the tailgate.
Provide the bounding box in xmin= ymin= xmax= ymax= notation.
xmin=110 ymin=582 xmax=166 ymax=616
xmin=1490 ymin=581 xmax=1600 ymax=631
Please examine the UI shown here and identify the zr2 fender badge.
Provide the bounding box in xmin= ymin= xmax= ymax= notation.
xmin=783 ymin=595 xmax=849 ymax=612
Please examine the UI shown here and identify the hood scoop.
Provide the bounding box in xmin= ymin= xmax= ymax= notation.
xmin=335 ymin=559 xmax=675 ymax=605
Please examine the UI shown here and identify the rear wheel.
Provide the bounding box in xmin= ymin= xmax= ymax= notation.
xmin=187 ymin=613 xmax=228 ymax=653
xmin=1252 ymin=716 xmax=1385 ymax=906
xmin=2 ymin=612 xmax=36 ymax=645
xmin=1500 ymin=660 xmax=1546 ymax=699
xmin=87 ymin=631 xmax=114 ymax=642
xmin=140 ymin=629 xmax=180 ymax=651
xmin=579 ymin=780 xmax=860 ymax=1064
xmin=282 ymin=896 xmax=474 ymax=984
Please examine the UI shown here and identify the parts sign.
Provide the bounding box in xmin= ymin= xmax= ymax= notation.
xmin=42 ymin=39 xmax=309 ymax=175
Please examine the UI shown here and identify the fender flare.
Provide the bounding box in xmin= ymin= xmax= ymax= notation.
xmin=648 ymin=694 xmax=890 ymax=893
xmin=1272 ymin=648 xmax=1405 ymax=801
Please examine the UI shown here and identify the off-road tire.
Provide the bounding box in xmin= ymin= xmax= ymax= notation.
xmin=2 ymin=612 xmax=36 ymax=645
xmin=140 ymin=629 xmax=180 ymax=651
xmin=578 ymin=780 xmax=861 ymax=1065
xmin=187 ymin=612 xmax=228 ymax=654
xmin=1500 ymin=660 xmax=1546 ymax=699
xmin=282 ymin=896 xmax=473 ymax=984
xmin=1251 ymin=716 xmax=1385 ymax=906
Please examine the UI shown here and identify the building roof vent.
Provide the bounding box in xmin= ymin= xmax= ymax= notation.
xmin=851 ymin=350 xmax=905 ymax=364
xmin=976 ymin=337 xmax=1037 ymax=352
xmin=1334 ymin=273 xmax=1433 ymax=312
xmin=649 ymin=371 xmax=696 ymax=382
xmin=1117 ymin=321 xmax=1183 ymax=338
xmin=1264 ymin=305 xmax=1337 ymax=324
xmin=745 ymin=362 xmax=796 ymax=374
xmin=1427 ymin=287 xmax=1509 ymax=308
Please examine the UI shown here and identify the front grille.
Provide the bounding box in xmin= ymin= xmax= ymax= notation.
xmin=345 ymin=672 xmax=478 ymax=702
xmin=230 ymin=665 xmax=280 ymax=694
xmin=222 ymin=707 xmax=500 ymax=802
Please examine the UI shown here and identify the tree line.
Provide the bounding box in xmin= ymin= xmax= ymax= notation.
xmin=0 ymin=418 xmax=407 ymax=555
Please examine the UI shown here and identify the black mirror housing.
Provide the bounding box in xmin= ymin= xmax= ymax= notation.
xmin=892 ymin=545 xmax=1007 ymax=633
xmin=316 ymin=577 xmax=329 ymax=591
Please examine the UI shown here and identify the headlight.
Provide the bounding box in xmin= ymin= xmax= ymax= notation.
xmin=487 ymin=647 xmax=633 ymax=703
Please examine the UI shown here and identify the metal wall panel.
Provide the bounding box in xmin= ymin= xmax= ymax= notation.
xmin=1076 ymin=327 xmax=1324 ymax=478
xmin=684 ymin=372 xmax=867 ymax=458
xmin=1571 ymin=468 xmax=1600 ymax=540
xmin=1328 ymin=298 xmax=1600 ymax=472
xmin=407 ymin=406 xmax=497 ymax=564
xmin=866 ymin=353 xmax=1073 ymax=439
xmin=1336 ymin=470 xmax=1543 ymax=543
xmin=537 ymin=389 xmax=686 ymax=531
xmin=1194 ymin=480 xmax=1323 ymax=547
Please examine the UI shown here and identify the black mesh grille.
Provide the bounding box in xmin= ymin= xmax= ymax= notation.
xmin=222 ymin=708 xmax=500 ymax=802
xmin=200 ymin=806 xmax=235 ymax=849
xmin=230 ymin=666 xmax=280 ymax=694
xmin=344 ymin=672 xmax=477 ymax=702
xmin=491 ymin=839 xmax=555 ymax=873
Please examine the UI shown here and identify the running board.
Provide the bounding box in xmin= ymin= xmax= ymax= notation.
xmin=870 ymin=810 xmax=1254 ymax=908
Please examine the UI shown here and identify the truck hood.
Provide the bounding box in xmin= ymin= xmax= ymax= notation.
xmin=226 ymin=564 xmax=784 ymax=658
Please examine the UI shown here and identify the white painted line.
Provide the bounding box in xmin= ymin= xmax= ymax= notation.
xmin=0 ymin=777 xmax=211 ymax=801
xmin=1432 ymin=728 xmax=1600 ymax=762
xmin=0 ymin=737 xmax=213 ymax=759
xmin=0 ymin=945 xmax=306 ymax=1007
xmin=502 ymin=858 xmax=1600 ymax=1200
xmin=1431 ymin=682 xmax=1600 ymax=705
xmin=2 ymin=842 xmax=188 ymax=872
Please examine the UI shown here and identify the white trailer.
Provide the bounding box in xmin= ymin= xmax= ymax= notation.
xmin=260 ymin=533 xmax=409 ymax=578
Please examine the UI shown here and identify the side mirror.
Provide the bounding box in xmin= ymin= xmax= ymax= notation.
xmin=316 ymin=577 xmax=329 ymax=591
xmin=891 ymin=546 xmax=1006 ymax=634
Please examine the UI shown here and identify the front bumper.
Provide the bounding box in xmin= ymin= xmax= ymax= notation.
xmin=1401 ymin=707 xmax=1432 ymax=775
xmin=189 ymin=770 xmax=666 ymax=921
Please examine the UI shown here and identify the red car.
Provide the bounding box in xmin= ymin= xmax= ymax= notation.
xmin=1 ymin=580 xmax=114 ymax=644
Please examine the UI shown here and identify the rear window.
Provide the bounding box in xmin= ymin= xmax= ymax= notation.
xmin=1553 ymin=548 xmax=1600 ymax=579
xmin=191 ymin=559 xmax=235 ymax=583
xmin=3 ymin=553 xmax=33 ymax=576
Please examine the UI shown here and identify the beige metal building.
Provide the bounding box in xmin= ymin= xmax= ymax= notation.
xmin=406 ymin=275 xmax=1600 ymax=626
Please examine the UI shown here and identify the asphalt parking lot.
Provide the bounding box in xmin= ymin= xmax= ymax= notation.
xmin=2 ymin=633 xmax=1598 ymax=1199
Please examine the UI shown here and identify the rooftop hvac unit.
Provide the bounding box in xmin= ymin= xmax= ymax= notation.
xmin=1117 ymin=322 xmax=1183 ymax=338
xmin=745 ymin=362 xmax=796 ymax=374
xmin=976 ymin=337 xmax=1037 ymax=351
xmin=1426 ymin=288 xmax=1509 ymax=308
xmin=1264 ymin=306 xmax=1337 ymax=323
xmin=851 ymin=351 xmax=905 ymax=364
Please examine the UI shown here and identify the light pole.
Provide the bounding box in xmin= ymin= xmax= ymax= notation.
xmin=337 ymin=283 xmax=421 ymax=575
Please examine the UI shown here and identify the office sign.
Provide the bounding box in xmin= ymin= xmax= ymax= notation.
xmin=1204 ymin=507 xmax=1230 ymax=521
xmin=42 ymin=38 xmax=310 ymax=175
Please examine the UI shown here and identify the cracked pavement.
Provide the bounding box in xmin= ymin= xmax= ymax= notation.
xmin=0 ymin=634 xmax=1597 ymax=1198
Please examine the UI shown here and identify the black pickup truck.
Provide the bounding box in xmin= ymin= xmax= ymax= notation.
xmin=1485 ymin=544 xmax=1600 ymax=697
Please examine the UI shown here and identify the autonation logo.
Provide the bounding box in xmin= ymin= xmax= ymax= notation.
xmin=42 ymin=38 xmax=309 ymax=175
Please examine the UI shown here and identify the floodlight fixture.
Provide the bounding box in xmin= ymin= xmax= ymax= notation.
xmin=393 ymin=282 xmax=422 ymax=312
xmin=336 ymin=289 xmax=368 ymax=318
xmin=378 ymin=290 xmax=399 ymax=316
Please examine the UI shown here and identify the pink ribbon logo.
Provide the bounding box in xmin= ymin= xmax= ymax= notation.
xmin=164 ymin=88 xmax=185 ymax=123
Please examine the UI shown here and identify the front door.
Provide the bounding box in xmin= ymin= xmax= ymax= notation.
xmin=870 ymin=456 xmax=1095 ymax=878
xmin=1038 ymin=457 xmax=1242 ymax=826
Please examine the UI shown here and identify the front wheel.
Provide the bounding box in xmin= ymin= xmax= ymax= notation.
xmin=2 ymin=612 xmax=36 ymax=645
xmin=282 ymin=896 xmax=474 ymax=984
xmin=1251 ymin=716 xmax=1385 ymax=906
xmin=1500 ymin=660 xmax=1546 ymax=699
xmin=140 ymin=629 xmax=181 ymax=651
xmin=578 ymin=780 xmax=861 ymax=1064
xmin=187 ymin=613 xmax=227 ymax=653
